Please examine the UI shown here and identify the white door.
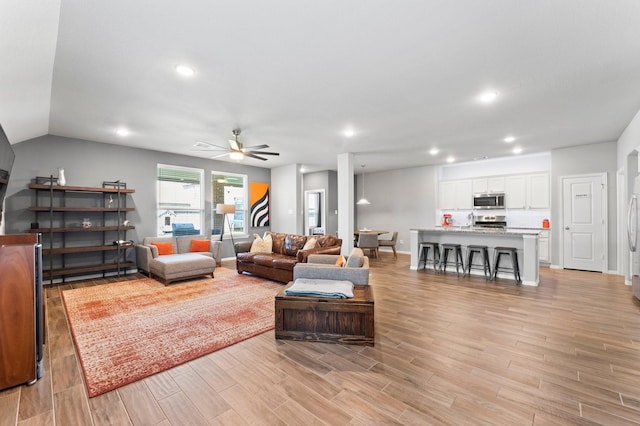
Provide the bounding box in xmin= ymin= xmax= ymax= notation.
xmin=562 ymin=174 xmax=605 ymax=271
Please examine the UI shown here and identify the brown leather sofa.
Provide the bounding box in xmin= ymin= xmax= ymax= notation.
xmin=235 ymin=232 xmax=342 ymax=283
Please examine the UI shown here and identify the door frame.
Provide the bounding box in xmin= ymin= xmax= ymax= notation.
xmin=303 ymin=189 xmax=326 ymax=236
xmin=558 ymin=172 xmax=608 ymax=272
xmin=616 ymin=167 xmax=626 ymax=279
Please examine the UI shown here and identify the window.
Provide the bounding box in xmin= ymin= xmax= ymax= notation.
xmin=157 ymin=165 xmax=203 ymax=236
xmin=212 ymin=172 xmax=247 ymax=238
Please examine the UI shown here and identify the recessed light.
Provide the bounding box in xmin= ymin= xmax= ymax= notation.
xmin=504 ymin=136 xmax=515 ymax=143
xmin=342 ymin=128 xmax=356 ymax=138
xmin=478 ymin=90 xmax=499 ymax=104
xmin=429 ymin=148 xmax=439 ymax=156
xmin=115 ymin=128 xmax=129 ymax=137
xmin=512 ymin=147 xmax=523 ymax=154
xmin=446 ymin=156 xmax=455 ymax=163
xmin=175 ymin=64 xmax=195 ymax=77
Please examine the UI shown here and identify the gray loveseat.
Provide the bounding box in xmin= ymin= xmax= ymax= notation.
xmin=135 ymin=235 xmax=222 ymax=284
xmin=293 ymin=247 xmax=370 ymax=285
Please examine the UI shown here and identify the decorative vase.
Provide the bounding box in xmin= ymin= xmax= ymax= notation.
xmin=57 ymin=168 xmax=66 ymax=186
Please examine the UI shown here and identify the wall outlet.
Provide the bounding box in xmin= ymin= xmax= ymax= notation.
xmin=399 ymin=239 xmax=404 ymax=244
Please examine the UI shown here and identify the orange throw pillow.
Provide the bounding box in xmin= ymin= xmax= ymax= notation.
xmin=150 ymin=242 xmax=173 ymax=255
xmin=190 ymin=239 xmax=210 ymax=252
xmin=335 ymin=255 xmax=345 ymax=267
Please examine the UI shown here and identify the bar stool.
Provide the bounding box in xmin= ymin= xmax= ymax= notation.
xmin=464 ymin=245 xmax=491 ymax=279
xmin=492 ymin=247 xmax=521 ymax=283
xmin=440 ymin=243 xmax=464 ymax=276
xmin=418 ymin=242 xmax=440 ymax=272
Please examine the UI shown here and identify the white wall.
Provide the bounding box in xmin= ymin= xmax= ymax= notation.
xmin=439 ymin=152 xmax=551 ymax=180
xmin=617 ymin=109 xmax=640 ymax=169
xmin=270 ymin=164 xmax=302 ymax=234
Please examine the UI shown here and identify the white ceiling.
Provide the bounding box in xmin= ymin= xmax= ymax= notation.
xmin=2 ymin=1 xmax=640 ymax=173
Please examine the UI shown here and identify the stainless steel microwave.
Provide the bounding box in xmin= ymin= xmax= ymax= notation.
xmin=473 ymin=193 xmax=505 ymax=209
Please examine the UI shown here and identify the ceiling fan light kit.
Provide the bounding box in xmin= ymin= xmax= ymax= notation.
xmin=193 ymin=128 xmax=280 ymax=161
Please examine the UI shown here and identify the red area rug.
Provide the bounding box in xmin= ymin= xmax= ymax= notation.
xmin=62 ymin=268 xmax=281 ymax=397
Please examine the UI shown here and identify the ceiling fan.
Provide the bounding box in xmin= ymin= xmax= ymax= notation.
xmin=193 ymin=129 xmax=280 ymax=161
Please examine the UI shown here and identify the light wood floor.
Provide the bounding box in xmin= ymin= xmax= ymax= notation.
xmin=2 ymin=254 xmax=640 ymax=425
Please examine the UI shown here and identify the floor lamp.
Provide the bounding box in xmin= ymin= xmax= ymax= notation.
xmin=216 ymin=203 xmax=236 ymax=252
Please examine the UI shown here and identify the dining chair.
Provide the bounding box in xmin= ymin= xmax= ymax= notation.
xmin=378 ymin=231 xmax=398 ymax=258
xmin=357 ymin=233 xmax=379 ymax=259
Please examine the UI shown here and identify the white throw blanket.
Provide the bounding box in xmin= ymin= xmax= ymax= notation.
xmin=284 ymin=278 xmax=354 ymax=299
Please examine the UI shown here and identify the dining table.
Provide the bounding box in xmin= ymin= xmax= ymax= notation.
xmin=353 ymin=229 xmax=388 ymax=236
xmin=353 ymin=229 xmax=388 ymax=245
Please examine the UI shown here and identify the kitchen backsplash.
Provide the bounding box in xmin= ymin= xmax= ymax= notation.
xmin=439 ymin=209 xmax=551 ymax=229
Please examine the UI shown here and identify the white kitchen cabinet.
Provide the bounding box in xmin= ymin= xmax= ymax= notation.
xmin=505 ymin=175 xmax=527 ymax=208
xmin=505 ymin=173 xmax=550 ymax=209
xmin=472 ymin=178 xmax=487 ymax=194
xmin=439 ymin=180 xmax=472 ymax=210
xmin=539 ymin=230 xmax=550 ymax=263
xmin=439 ymin=181 xmax=457 ymax=210
xmin=527 ymin=173 xmax=550 ymax=208
xmin=472 ymin=177 xmax=505 ymax=194
xmin=488 ymin=176 xmax=505 ymax=192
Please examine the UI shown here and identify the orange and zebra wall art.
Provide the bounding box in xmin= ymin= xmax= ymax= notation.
xmin=250 ymin=182 xmax=270 ymax=227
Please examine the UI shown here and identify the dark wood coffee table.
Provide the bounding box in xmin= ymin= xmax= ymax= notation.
xmin=275 ymin=283 xmax=374 ymax=346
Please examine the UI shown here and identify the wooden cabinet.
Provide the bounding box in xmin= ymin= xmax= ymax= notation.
xmin=0 ymin=234 xmax=42 ymax=390
xmin=28 ymin=178 xmax=135 ymax=282
xmin=439 ymin=180 xmax=472 ymax=210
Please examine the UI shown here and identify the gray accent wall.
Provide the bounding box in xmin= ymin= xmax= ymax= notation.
xmin=356 ymin=165 xmax=438 ymax=254
xmin=5 ymin=135 xmax=270 ymax=260
xmin=550 ymin=141 xmax=618 ymax=269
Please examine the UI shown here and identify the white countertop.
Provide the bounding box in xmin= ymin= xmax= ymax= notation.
xmin=412 ymin=227 xmax=541 ymax=235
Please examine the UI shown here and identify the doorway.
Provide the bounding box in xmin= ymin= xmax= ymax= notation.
xmin=561 ymin=173 xmax=607 ymax=272
xmin=304 ymin=189 xmax=325 ymax=236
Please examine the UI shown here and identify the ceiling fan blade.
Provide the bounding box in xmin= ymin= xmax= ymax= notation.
xmin=193 ymin=148 xmax=228 ymax=153
xmin=248 ymin=151 xmax=280 ymax=156
xmin=209 ymin=152 xmax=231 ymax=159
xmin=194 ymin=141 xmax=228 ymax=150
xmin=229 ymin=139 xmax=241 ymax=151
xmin=245 ymin=152 xmax=268 ymax=161
xmin=241 ymin=144 xmax=269 ymax=152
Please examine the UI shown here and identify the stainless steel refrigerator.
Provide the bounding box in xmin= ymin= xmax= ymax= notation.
xmin=626 ymin=175 xmax=640 ymax=300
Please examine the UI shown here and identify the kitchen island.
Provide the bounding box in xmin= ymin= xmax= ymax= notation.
xmin=410 ymin=227 xmax=540 ymax=286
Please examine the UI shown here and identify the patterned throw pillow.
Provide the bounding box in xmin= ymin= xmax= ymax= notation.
xmin=250 ymin=233 xmax=273 ymax=253
xmin=150 ymin=242 xmax=173 ymax=255
xmin=189 ymin=239 xmax=210 ymax=252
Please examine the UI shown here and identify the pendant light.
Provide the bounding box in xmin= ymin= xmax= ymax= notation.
xmin=357 ymin=164 xmax=371 ymax=205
